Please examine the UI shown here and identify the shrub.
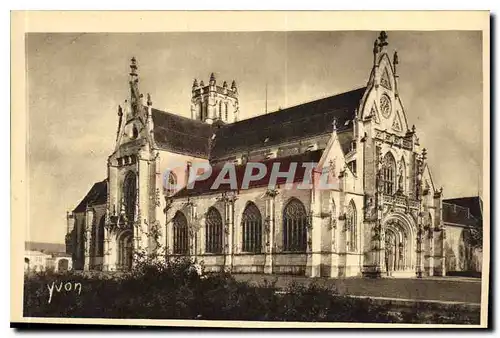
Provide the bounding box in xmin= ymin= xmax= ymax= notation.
xmin=22 ymin=260 xmax=479 ymax=324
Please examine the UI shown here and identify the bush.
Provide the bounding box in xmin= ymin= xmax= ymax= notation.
xmin=22 ymin=260 xmax=479 ymax=324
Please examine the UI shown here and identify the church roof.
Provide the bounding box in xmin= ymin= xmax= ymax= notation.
xmin=149 ymin=87 xmax=365 ymax=160
xmin=151 ymin=108 xmax=213 ymax=158
xmin=174 ymin=149 xmax=324 ymax=198
xmin=73 ymin=179 xmax=108 ymax=213
xmin=443 ymin=196 xmax=483 ymax=221
xmin=210 ymin=87 xmax=366 ymax=159
xmin=442 ymin=200 xmax=481 ymax=228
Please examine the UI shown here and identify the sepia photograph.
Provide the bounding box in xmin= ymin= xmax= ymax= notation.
xmin=11 ymin=11 xmax=490 ymax=328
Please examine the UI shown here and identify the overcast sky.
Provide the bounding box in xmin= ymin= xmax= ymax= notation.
xmin=26 ymin=31 xmax=483 ymax=244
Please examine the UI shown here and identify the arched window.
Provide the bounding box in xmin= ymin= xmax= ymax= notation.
xmin=219 ymin=101 xmax=223 ymax=120
xmin=241 ymin=202 xmax=262 ymax=253
xmin=164 ymin=171 xmax=177 ymax=197
xmin=346 ymin=200 xmax=357 ymax=252
xmin=382 ymin=152 xmax=396 ymax=195
xmin=225 ymin=102 xmax=228 ymax=121
xmin=173 ymin=211 xmax=189 ymax=255
xmin=123 ymin=172 xmax=137 ymax=222
xmin=205 ymin=207 xmax=223 ymax=254
xmin=283 ymin=198 xmax=308 ymax=252
xmin=97 ymin=215 xmax=105 ymax=257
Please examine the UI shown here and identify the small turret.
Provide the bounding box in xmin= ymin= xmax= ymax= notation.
xmin=192 ymin=78 xmax=198 ymax=91
xmin=209 ymin=72 xmax=216 ymax=86
xmin=223 ymin=81 xmax=228 ymax=88
xmin=231 ymin=80 xmax=237 ymax=93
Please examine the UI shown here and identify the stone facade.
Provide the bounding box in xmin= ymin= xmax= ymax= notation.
xmin=67 ymin=32 xmax=482 ymax=278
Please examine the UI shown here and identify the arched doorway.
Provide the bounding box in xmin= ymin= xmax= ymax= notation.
xmin=117 ymin=230 xmax=134 ymax=271
xmin=383 ymin=214 xmax=416 ymax=278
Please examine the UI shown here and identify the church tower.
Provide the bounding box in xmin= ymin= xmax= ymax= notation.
xmin=190 ymin=73 xmax=239 ymax=124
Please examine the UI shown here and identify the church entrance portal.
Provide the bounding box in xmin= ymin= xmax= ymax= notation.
xmin=383 ymin=216 xmax=416 ymax=278
xmin=117 ymin=230 xmax=134 ymax=271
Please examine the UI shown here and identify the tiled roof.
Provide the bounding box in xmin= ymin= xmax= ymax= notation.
xmin=150 ymin=87 xmax=365 ymax=160
xmin=73 ymin=179 xmax=108 ymax=213
xmin=174 ymin=149 xmax=324 ymax=198
xmin=210 ymin=87 xmax=365 ymax=159
xmin=151 ymin=108 xmax=213 ymax=158
xmin=442 ymin=202 xmax=481 ymax=228
xmin=443 ymin=196 xmax=483 ymax=221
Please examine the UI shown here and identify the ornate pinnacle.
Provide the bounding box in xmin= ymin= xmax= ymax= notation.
xmin=210 ymin=72 xmax=216 ymax=84
xmin=118 ymin=105 xmax=123 ymax=117
xmin=231 ymin=80 xmax=237 ymax=90
xmin=393 ymin=51 xmax=399 ymax=66
xmin=146 ymin=93 xmax=152 ymax=106
xmin=129 ymin=57 xmax=138 ymax=77
xmin=192 ymin=78 xmax=198 ymax=88
xmin=223 ymin=81 xmax=228 ymax=88
xmin=378 ymin=31 xmax=388 ymax=48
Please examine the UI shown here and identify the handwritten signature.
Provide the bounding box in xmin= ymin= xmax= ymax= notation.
xmin=47 ymin=281 xmax=82 ymax=304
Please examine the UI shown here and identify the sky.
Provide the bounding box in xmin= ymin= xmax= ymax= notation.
xmin=26 ymin=31 xmax=483 ymax=244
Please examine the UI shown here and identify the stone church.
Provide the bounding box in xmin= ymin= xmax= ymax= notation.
xmin=66 ymin=32 xmax=483 ymax=278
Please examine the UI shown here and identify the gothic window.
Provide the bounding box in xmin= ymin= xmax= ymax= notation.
xmin=97 ymin=215 xmax=105 ymax=257
xmin=205 ymin=207 xmax=223 ymax=254
xmin=283 ymin=198 xmax=308 ymax=252
xmin=123 ymin=171 xmax=137 ymax=222
xmin=346 ymin=200 xmax=357 ymax=252
xmin=219 ymin=101 xmax=223 ymax=120
xmin=164 ymin=171 xmax=177 ymax=197
xmin=173 ymin=211 xmax=189 ymax=255
xmin=225 ymin=102 xmax=228 ymax=121
xmin=241 ymin=202 xmax=262 ymax=253
xmin=382 ymin=152 xmax=396 ymax=195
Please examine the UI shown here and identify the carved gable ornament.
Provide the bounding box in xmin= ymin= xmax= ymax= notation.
xmin=369 ymin=104 xmax=380 ymax=123
xmin=392 ymin=110 xmax=403 ymax=132
xmin=381 ymin=67 xmax=392 ymax=90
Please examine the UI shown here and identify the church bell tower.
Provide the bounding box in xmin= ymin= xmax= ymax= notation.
xmin=190 ymin=73 xmax=239 ymax=124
